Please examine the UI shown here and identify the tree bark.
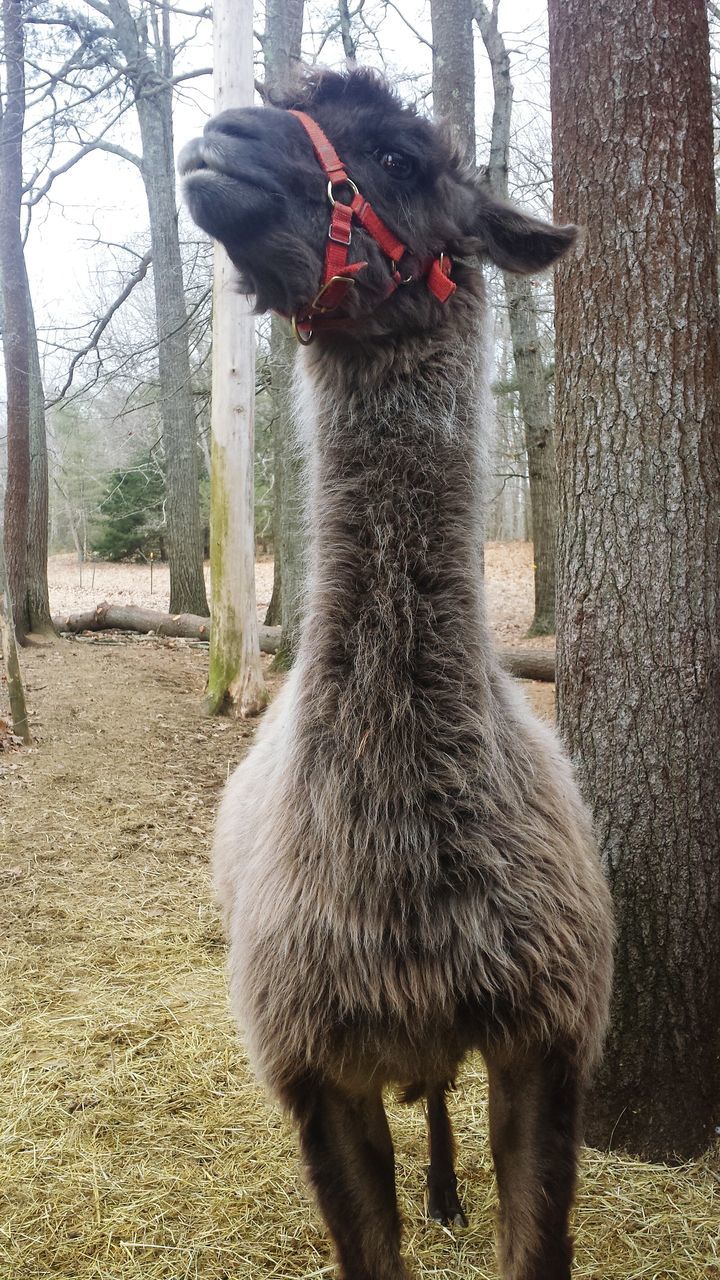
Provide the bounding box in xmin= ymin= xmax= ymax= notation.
xmin=431 ymin=0 xmax=476 ymax=155
xmin=476 ymin=0 xmax=557 ymax=634
xmin=272 ymin=318 xmax=306 ymax=666
xmin=26 ymin=293 xmax=54 ymax=633
xmin=263 ymin=0 xmax=305 ymax=663
xmin=106 ymin=0 xmax=209 ymax=618
xmin=0 ymin=528 xmax=31 ymax=743
xmin=205 ymin=0 xmax=266 ymax=717
xmin=549 ymin=0 xmax=720 ymax=1160
xmin=497 ymin=646 xmax=554 ymax=683
xmin=0 ymin=0 xmax=30 ymax=642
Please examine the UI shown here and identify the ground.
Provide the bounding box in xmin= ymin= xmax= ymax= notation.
xmin=0 ymin=545 xmax=717 ymax=1279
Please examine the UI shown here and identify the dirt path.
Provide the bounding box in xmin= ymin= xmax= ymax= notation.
xmin=1 ymin=641 xmax=715 ymax=1278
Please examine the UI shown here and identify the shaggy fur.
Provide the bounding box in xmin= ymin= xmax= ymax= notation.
xmin=182 ymin=68 xmax=614 ymax=1280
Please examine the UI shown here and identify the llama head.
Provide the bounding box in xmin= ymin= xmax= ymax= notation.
xmin=180 ymin=68 xmax=576 ymax=335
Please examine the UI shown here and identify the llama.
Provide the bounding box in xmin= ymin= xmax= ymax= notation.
xmin=180 ymin=69 xmax=614 ymax=1280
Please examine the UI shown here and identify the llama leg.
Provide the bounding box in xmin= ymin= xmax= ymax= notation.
xmin=485 ymin=1046 xmax=580 ymax=1280
xmin=286 ymin=1079 xmax=409 ymax=1280
xmin=426 ymin=1084 xmax=467 ymax=1227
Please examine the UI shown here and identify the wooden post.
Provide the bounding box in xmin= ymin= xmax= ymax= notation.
xmin=205 ymin=0 xmax=267 ymax=716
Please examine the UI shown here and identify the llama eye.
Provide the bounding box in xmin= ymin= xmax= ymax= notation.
xmin=378 ymin=151 xmax=415 ymax=179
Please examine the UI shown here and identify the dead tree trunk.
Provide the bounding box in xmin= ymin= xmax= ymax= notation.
xmin=476 ymin=0 xmax=558 ymax=634
xmin=550 ymin=0 xmax=720 ymax=1160
xmin=205 ymin=0 xmax=266 ymax=717
xmin=263 ymin=0 xmax=305 ymax=659
xmin=0 ymin=0 xmax=30 ymax=643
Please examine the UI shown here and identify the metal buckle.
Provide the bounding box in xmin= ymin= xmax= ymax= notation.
xmin=310 ymin=275 xmax=357 ymax=315
xmin=328 ymin=217 xmax=352 ymax=247
xmin=327 ymin=177 xmax=359 ymax=208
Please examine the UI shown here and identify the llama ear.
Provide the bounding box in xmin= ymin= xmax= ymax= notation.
xmin=471 ymin=191 xmax=579 ymax=274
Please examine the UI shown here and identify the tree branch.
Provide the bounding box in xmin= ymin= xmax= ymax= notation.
xmin=49 ymin=251 xmax=153 ymax=405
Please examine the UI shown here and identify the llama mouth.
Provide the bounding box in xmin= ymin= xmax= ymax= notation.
xmin=180 ymin=138 xmax=282 ymax=246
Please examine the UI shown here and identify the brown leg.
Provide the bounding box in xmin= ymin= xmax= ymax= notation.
xmin=426 ymin=1084 xmax=467 ymax=1226
xmin=285 ymin=1078 xmax=409 ymax=1280
xmin=485 ymin=1046 xmax=581 ymax=1280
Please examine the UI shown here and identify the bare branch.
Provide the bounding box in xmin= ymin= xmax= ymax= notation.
xmin=50 ymin=251 xmax=153 ymax=406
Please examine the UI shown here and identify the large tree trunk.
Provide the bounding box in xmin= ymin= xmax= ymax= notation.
xmin=26 ymin=295 xmax=53 ymax=633
xmin=107 ymin=0 xmax=209 ymax=618
xmin=431 ymin=0 xmax=476 ymax=150
xmin=549 ymin=0 xmax=720 ymax=1160
xmin=206 ymin=0 xmax=266 ymax=717
xmin=263 ymin=0 xmax=305 ymax=658
xmin=0 ymin=0 xmax=30 ymax=642
xmin=476 ymin=0 xmax=557 ymax=634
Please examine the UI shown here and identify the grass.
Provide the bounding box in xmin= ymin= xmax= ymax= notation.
xmin=0 ymin=637 xmax=717 ymax=1279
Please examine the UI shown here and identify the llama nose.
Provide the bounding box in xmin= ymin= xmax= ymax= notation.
xmin=205 ymin=108 xmax=261 ymax=142
xmin=178 ymin=137 xmax=207 ymax=176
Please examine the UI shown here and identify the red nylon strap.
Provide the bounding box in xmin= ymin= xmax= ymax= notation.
xmin=288 ymin=108 xmax=455 ymax=337
xmin=427 ymin=255 xmax=457 ymax=303
xmin=349 ymin=194 xmax=406 ymax=263
xmin=289 ymin=109 xmax=349 ymax=183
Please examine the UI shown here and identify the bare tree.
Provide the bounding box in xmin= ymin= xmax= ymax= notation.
xmin=53 ymin=0 xmax=212 ymax=616
xmin=0 ymin=0 xmax=32 ymax=641
xmin=205 ymin=0 xmax=266 ymax=717
xmin=550 ymin=0 xmax=720 ymax=1159
xmin=105 ymin=0 xmax=209 ymax=614
xmin=476 ymin=0 xmax=558 ymax=634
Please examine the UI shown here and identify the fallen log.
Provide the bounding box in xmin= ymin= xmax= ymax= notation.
xmin=498 ymin=646 xmax=556 ymax=683
xmin=53 ymin=602 xmax=281 ymax=656
xmin=52 ymin=603 xmax=555 ymax=680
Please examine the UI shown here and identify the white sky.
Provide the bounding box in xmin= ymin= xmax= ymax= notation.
xmin=22 ymin=0 xmax=550 ymax=392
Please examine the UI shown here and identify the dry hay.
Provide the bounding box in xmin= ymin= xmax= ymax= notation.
xmin=1 ymin=639 xmax=718 ymax=1280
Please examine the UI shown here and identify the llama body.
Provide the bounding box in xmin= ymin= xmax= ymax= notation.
xmin=183 ymin=69 xmax=613 ymax=1280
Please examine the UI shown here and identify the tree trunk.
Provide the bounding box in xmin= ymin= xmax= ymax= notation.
xmin=107 ymin=0 xmax=209 ymax=618
xmin=26 ymin=294 xmax=54 ymax=633
xmin=504 ymin=276 xmax=556 ymax=633
xmin=263 ymin=0 xmax=305 ymax=657
xmin=431 ymin=0 xmax=476 ymax=154
xmin=0 ymin=0 xmax=30 ymax=642
xmin=206 ymin=0 xmax=266 ymax=718
xmin=273 ymin=318 xmax=306 ymax=667
xmin=476 ymin=0 xmax=557 ymax=634
xmin=549 ymin=0 xmax=720 ymax=1160
xmin=263 ymin=317 xmax=286 ymax=629
xmin=0 ymin=531 xmax=31 ymax=743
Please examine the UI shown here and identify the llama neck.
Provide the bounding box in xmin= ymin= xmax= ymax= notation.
xmin=295 ymin=308 xmax=495 ymax=697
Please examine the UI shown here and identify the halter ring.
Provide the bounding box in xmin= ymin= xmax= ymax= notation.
xmin=327 ymin=177 xmax=359 ymax=207
xmin=291 ymin=315 xmax=314 ymax=345
xmin=391 ymin=259 xmax=414 ymax=285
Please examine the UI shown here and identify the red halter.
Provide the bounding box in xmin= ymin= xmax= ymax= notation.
xmin=287 ymin=109 xmax=456 ymax=343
